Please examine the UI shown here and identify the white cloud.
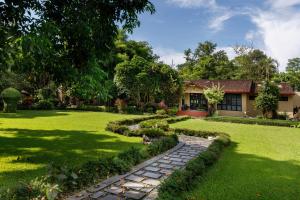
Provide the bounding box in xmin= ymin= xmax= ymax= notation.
xmin=248 ymin=3 xmax=300 ymax=70
xmin=217 ymin=46 xmax=237 ymax=60
xmin=154 ymin=47 xmax=185 ymax=67
xmin=267 ymin=0 xmax=300 ymax=8
xmin=209 ymin=12 xmax=234 ymax=32
xmin=167 ymin=0 xmax=217 ymax=8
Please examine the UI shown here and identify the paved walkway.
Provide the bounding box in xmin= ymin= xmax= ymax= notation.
xmin=67 ymin=135 xmax=212 ymax=200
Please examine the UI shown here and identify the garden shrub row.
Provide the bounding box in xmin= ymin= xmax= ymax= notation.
xmin=205 ymin=116 xmax=299 ymax=128
xmin=164 ymin=116 xmax=191 ymax=124
xmin=139 ymin=119 xmax=169 ymax=131
xmin=172 ymin=128 xmax=229 ymax=138
xmin=157 ymin=134 xmax=230 ymax=200
xmin=0 ymin=135 xmax=179 ymax=200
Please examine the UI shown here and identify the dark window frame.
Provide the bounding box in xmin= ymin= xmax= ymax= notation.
xmin=279 ymin=96 xmax=289 ymax=101
xmin=217 ymin=94 xmax=242 ymax=111
xmin=190 ymin=93 xmax=208 ymax=110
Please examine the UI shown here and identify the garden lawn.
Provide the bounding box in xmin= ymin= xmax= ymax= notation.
xmin=171 ymin=119 xmax=300 ymax=200
xmin=0 ymin=110 xmax=144 ymax=189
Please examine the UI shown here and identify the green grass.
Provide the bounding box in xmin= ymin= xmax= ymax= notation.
xmin=0 ymin=110 xmax=144 ymax=189
xmin=171 ymin=119 xmax=300 ymax=200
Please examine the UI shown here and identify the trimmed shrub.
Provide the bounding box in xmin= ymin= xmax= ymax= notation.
xmin=138 ymin=128 xmax=165 ymax=138
xmin=33 ymin=100 xmax=54 ymax=110
xmin=123 ymin=106 xmax=142 ymax=114
xmin=172 ymin=128 xmax=228 ymax=138
xmin=73 ymin=105 xmax=104 ymax=112
xmin=1 ymin=87 xmax=21 ymax=113
xmin=165 ymin=116 xmax=191 ymax=124
xmin=140 ymin=119 xmax=169 ymax=131
xmin=156 ymin=109 xmax=167 ymax=115
xmin=157 ymin=134 xmax=230 ymax=200
xmin=205 ymin=116 xmax=298 ymax=127
xmin=167 ymin=107 xmax=178 ymax=116
xmin=147 ymin=135 xmax=178 ymax=156
xmin=1 ymin=136 xmax=179 ymax=200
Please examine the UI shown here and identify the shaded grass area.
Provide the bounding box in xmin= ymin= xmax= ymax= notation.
xmin=0 ymin=110 xmax=144 ymax=189
xmin=171 ymin=119 xmax=300 ymax=200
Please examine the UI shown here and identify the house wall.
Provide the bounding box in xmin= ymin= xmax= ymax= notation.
xmin=180 ymin=85 xmax=298 ymax=117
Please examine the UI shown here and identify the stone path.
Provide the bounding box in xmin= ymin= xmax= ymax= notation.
xmin=67 ymin=135 xmax=213 ymax=200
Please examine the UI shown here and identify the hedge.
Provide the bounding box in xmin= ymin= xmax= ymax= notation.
xmin=205 ymin=116 xmax=299 ymax=128
xmin=157 ymin=134 xmax=230 ymax=200
xmin=139 ymin=119 xmax=169 ymax=131
xmin=0 ymin=135 xmax=179 ymax=200
xmin=172 ymin=128 xmax=229 ymax=139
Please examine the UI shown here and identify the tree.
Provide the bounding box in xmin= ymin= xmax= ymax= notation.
xmin=286 ymin=58 xmax=300 ymax=90
xmin=234 ymin=48 xmax=278 ymax=81
xmin=178 ymin=41 xmax=235 ymax=80
xmin=203 ymin=84 xmax=224 ymax=116
xmin=114 ymin=56 xmax=182 ymax=106
xmin=255 ymin=81 xmax=280 ymax=118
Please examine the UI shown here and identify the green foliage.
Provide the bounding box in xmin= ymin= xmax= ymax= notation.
xmin=172 ymin=128 xmax=229 ymax=139
xmin=167 ymin=107 xmax=179 ymax=116
xmin=157 ymin=134 xmax=230 ymax=200
xmin=147 ymin=135 xmax=179 ymax=156
xmin=140 ymin=119 xmax=169 ymax=131
xmin=1 ymin=87 xmax=22 ymax=113
xmin=138 ymin=128 xmax=166 ymax=138
xmin=255 ymin=81 xmax=280 ymax=118
xmin=156 ymin=109 xmax=167 ymax=115
xmin=165 ymin=116 xmax=192 ymax=124
xmin=0 ymin=134 xmax=178 ymax=200
xmin=203 ymin=84 xmax=224 ymax=116
xmin=178 ymin=41 xmax=235 ymax=80
xmin=33 ymin=100 xmax=54 ymax=110
xmin=205 ymin=116 xmax=298 ymax=127
xmin=114 ymin=56 xmax=182 ymax=105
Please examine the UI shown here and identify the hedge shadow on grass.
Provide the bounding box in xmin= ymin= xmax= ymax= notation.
xmin=181 ymin=142 xmax=300 ymax=200
xmin=0 ymin=128 xmax=143 ymax=189
xmin=0 ymin=110 xmax=69 ymax=119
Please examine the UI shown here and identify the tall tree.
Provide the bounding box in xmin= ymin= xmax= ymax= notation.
xmin=234 ymin=48 xmax=278 ymax=81
xmin=178 ymin=41 xmax=235 ymax=80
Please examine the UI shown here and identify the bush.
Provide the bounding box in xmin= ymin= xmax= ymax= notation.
xmin=172 ymin=128 xmax=228 ymax=138
xmin=157 ymin=134 xmax=230 ymax=200
xmin=138 ymin=128 xmax=165 ymax=138
xmin=72 ymin=105 xmax=105 ymax=112
xmin=0 ymin=87 xmax=21 ymax=113
xmin=156 ymin=109 xmax=167 ymax=115
xmin=143 ymin=102 xmax=157 ymax=113
xmin=33 ymin=100 xmax=54 ymax=110
xmin=167 ymin=107 xmax=178 ymax=116
xmin=123 ymin=106 xmax=142 ymax=114
xmin=147 ymin=135 xmax=178 ymax=156
xmin=165 ymin=116 xmax=191 ymax=124
xmin=140 ymin=119 xmax=169 ymax=131
xmin=205 ymin=116 xmax=298 ymax=127
xmin=105 ymin=106 xmax=118 ymax=113
xmin=1 ymin=136 xmax=179 ymax=200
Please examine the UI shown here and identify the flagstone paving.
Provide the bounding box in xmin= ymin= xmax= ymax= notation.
xmin=66 ymin=135 xmax=212 ymax=200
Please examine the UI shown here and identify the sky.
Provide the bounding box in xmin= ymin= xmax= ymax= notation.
xmin=129 ymin=0 xmax=300 ymax=71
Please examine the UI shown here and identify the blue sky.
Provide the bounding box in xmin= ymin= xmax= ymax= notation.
xmin=130 ymin=0 xmax=300 ymax=71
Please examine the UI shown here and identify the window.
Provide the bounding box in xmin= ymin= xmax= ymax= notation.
xmin=190 ymin=93 xmax=207 ymax=110
xmin=217 ymin=94 xmax=242 ymax=111
xmin=279 ymin=96 xmax=288 ymax=101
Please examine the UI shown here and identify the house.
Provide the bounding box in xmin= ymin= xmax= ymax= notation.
xmin=178 ymin=80 xmax=300 ymax=118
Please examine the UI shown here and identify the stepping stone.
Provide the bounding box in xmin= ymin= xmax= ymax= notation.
xmin=67 ymin=191 xmax=89 ymax=200
xmin=151 ymin=163 xmax=159 ymax=167
xmin=170 ymin=158 xmax=182 ymax=162
xmin=126 ymin=174 xmax=144 ymax=182
xmin=159 ymin=164 xmax=173 ymax=169
xmin=140 ymin=185 xmax=155 ymax=193
xmin=142 ymin=179 xmax=160 ymax=186
xmin=158 ymin=159 xmax=171 ymax=164
xmin=135 ymin=170 xmax=145 ymax=175
xmin=106 ymin=186 xmax=123 ymax=195
xmin=124 ymin=190 xmax=146 ymax=200
xmin=123 ymin=182 xmax=145 ymax=190
xmin=169 ymin=154 xmax=180 ymax=158
xmin=144 ymin=166 xmax=160 ymax=172
xmin=163 ymin=156 xmax=170 ymax=159
xmin=91 ymin=191 xmax=105 ymax=199
xmin=143 ymin=172 xmax=162 ymax=179
xmin=101 ymin=194 xmax=123 ymax=200
xmin=172 ymin=161 xmax=185 ymax=166
xmin=160 ymin=169 xmax=173 ymax=175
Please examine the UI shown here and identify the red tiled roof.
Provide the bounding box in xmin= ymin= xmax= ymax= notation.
xmin=185 ymin=80 xmax=253 ymax=94
xmin=185 ymin=80 xmax=295 ymax=95
xmin=254 ymin=82 xmax=295 ymax=95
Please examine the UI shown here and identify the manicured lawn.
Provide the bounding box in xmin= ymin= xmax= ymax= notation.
xmin=171 ymin=119 xmax=300 ymax=200
xmin=0 ymin=110 xmax=144 ymax=189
